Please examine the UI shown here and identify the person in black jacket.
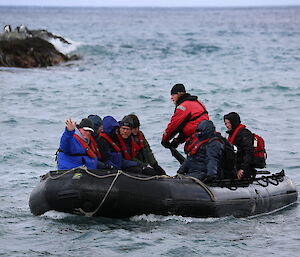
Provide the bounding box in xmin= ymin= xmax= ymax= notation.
xmin=128 ymin=114 xmax=166 ymax=175
xmin=223 ymin=112 xmax=255 ymax=179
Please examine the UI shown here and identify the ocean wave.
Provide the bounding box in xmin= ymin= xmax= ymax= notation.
xmin=49 ymin=37 xmax=82 ymax=55
xmin=182 ymin=43 xmax=221 ymax=55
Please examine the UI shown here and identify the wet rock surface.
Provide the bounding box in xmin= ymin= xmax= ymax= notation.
xmin=0 ymin=25 xmax=79 ymax=68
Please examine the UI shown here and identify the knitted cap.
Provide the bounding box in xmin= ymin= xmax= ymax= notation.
xmin=119 ymin=115 xmax=134 ymax=128
xmin=77 ymin=118 xmax=94 ymax=132
xmin=171 ymin=83 xmax=186 ymax=95
xmin=128 ymin=114 xmax=140 ymax=128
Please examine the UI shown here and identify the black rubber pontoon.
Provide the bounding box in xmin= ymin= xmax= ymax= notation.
xmin=29 ymin=167 xmax=298 ymax=218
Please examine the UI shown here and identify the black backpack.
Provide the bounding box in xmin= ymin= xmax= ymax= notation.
xmin=212 ymin=132 xmax=237 ymax=179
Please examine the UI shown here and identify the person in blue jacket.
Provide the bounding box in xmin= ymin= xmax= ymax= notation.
xmin=57 ymin=118 xmax=103 ymax=170
xmin=177 ymin=120 xmax=224 ymax=181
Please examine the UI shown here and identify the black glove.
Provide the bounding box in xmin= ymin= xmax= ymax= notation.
xmin=152 ymin=164 xmax=166 ymax=175
xmin=169 ymin=138 xmax=179 ymax=148
xmin=202 ymin=176 xmax=215 ymax=183
xmin=177 ymin=167 xmax=186 ymax=175
xmin=161 ymin=140 xmax=171 ymax=149
xmin=105 ymin=164 xmax=115 ymax=170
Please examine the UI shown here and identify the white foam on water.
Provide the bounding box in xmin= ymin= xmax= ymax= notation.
xmin=48 ymin=37 xmax=82 ymax=55
xmin=130 ymin=213 xmax=224 ymax=223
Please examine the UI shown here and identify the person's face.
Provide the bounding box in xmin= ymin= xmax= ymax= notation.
xmin=224 ymin=119 xmax=232 ymax=131
xmin=170 ymin=93 xmax=179 ymax=104
xmin=131 ymin=127 xmax=139 ymax=136
xmin=79 ymin=128 xmax=92 ymax=140
xmin=97 ymin=125 xmax=103 ymax=134
xmin=119 ymin=126 xmax=132 ymax=139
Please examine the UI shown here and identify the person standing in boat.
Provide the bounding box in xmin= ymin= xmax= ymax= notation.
xmin=161 ymin=83 xmax=209 ymax=150
xmin=127 ymin=113 xmax=166 ymax=175
xmin=223 ymin=112 xmax=255 ymax=179
xmin=57 ymin=118 xmax=105 ymax=170
xmin=177 ymin=120 xmax=224 ymax=181
xmin=96 ymin=116 xmax=141 ymax=172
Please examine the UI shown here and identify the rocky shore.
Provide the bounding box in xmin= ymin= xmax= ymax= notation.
xmin=0 ymin=25 xmax=79 ymax=68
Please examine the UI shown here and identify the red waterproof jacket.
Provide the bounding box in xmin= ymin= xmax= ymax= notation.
xmin=162 ymin=94 xmax=209 ymax=143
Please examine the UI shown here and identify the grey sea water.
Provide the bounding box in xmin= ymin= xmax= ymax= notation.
xmin=0 ymin=6 xmax=300 ymax=257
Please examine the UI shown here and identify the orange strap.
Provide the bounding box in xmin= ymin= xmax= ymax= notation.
xmin=100 ymin=133 xmax=121 ymax=152
xmin=74 ymin=134 xmax=96 ymax=159
xmin=188 ymin=138 xmax=210 ymax=156
xmin=228 ymin=124 xmax=246 ymax=144
xmin=90 ymin=136 xmax=101 ymax=160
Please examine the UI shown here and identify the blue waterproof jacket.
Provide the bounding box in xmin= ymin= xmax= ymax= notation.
xmin=97 ymin=116 xmax=138 ymax=169
xmin=178 ymin=120 xmax=224 ymax=180
xmin=57 ymin=128 xmax=98 ymax=170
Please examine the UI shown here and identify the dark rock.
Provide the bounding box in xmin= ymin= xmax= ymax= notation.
xmin=0 ymin=25 xmax=80 ymax=68
xmin=0 ymin=37 xmax=77 ymax=68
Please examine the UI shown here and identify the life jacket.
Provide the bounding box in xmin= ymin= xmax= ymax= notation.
xmin=89 ymin=136 xmax=102 ymax=160
xmin=184 ymin=134 xmax=210 ymax=156
xmin=100 ymin=133 xmax=121 ymax=152
xmin=228 ymin=124 xmax=267 ymax=169
xmin=135 ymin=131 xmax=145 ymax=149
xmin=227 ymin=124 xmax=246 ymax=144
xmin=73 ymin=134 xmax=101 ymax=159
xmin=100 ymin=132 xmax=140 ymax=160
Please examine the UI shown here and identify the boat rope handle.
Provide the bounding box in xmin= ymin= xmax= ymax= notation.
xmin=47 ymin=167 xmax=82 ymax=180
xmin=47 ymin=166 xmax=216 ymax=202
xmin=87 ymin=169 xmax=216 ymax=202
xmin=85 ymin=167 xmax=170 ymax=181
xmin=176 ymin=174 xmax=216 ymax=201
xmin=74 ymin=170 xmax=122 ymax=217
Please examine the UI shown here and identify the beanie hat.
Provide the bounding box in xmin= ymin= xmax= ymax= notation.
xmin=119 ymin=115 xmax=134 ymax=128
xmin=77 ymin=118 xmax=94 ymax=132
xmin=171 ymin=83 xmax=186 ymax=95
xmin=88 ymin=114 xmax=102 ymax=132
xmin=223 ymin=112 xmax=241 ymax=131
xmin=128 ymin=114 xmax=140 ymax=128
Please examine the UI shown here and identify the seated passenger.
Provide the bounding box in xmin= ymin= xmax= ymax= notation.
xmin=177 ymin=120 xmax=224 ymax=181
xmin=96 ymin=116 xmax=140 ymax=171
xmin=57 ymin=118 xmax=102 ymax=170
xmin=128 ymin=114 xmax=166 ymax=175
xmin=88 ymin=114 xmax=103 ymax=140
xmin=224 ymin=112 xmax=255 ymax=179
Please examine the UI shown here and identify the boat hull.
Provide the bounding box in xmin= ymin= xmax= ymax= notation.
xmin=29 ymin=168 xmax=298 ymax=218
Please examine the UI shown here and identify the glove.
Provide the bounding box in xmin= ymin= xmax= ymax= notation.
xmin=161 ymin=140 xmax=171 ymax=149
xmin=152 ymin=164 xmax=166 ymax=175
xmin=105 ymin=164 xmax=115 ymax=170
xmin=202 ymin=176 xmax=215 ymax=183
xmin=169 ymin=138 xmax=179 ymax=148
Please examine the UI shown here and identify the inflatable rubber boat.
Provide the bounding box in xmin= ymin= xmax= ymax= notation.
xmin=29 ymin=167 xmax=298 ymax=218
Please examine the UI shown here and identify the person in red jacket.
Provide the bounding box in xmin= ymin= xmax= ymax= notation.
xmin=161 ymin=83 xmax=209 ymax=149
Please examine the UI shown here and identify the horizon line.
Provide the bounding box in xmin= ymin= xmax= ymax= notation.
xmin=0 ymin=4 xmax=300 ymax=8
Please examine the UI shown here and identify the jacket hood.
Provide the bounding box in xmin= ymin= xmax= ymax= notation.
xmin=223 ymin=112 xmax=241 ymax=132
xmin=195 ymin=120 xmax=215 ymax=139
xmin=88 ymin=115 xmax=102 ymax=134
xmin=176 ymin=93 xmax=198 ymax=107
xmin=102 ymin=116 xmax=120 ymax=135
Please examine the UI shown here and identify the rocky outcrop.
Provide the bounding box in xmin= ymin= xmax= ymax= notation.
xmin=0 ymin=25 xmax=79 ymax=68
